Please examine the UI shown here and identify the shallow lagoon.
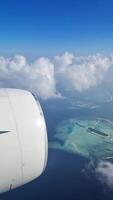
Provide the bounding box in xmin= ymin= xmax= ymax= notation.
xmin=49 ymin=118 xmax=113 ymax=160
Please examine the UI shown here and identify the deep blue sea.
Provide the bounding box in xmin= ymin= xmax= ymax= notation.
xmin=1 ymin=100 xmax=113 ymax=200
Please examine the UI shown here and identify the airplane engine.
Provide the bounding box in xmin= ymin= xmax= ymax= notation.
xmin=0 ymin=88 xmax=48 ymax=193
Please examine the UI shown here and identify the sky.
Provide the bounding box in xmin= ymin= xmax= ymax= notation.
xmin=0 ymin=0 xmax=113 ymax=100
xmin=0 ymin=0 xmax=113 ymax=56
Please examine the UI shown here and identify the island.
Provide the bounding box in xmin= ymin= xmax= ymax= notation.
xmin=49 ymin=118 xmax=113 ymax=160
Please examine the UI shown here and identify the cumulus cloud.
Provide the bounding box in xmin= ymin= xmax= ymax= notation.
xmin=0 ymin=55 xmax=59 ymax=99
xmin=0 ymin=52 xmax=113 ymax=99
xmin=95 ymin=161 xmax=113 ymax=189
xmin=54 ymin=52 xmax=113 ymax=92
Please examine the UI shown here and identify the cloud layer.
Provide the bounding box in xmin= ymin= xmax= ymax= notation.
xmin=0 ymin=52 xmax=113 ymax=99
xmin=0 ymin=55 xmax=58 ymax=99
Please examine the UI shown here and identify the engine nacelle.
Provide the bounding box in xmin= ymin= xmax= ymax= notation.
xmin=0 ymin=88 xmax=48 ymax=193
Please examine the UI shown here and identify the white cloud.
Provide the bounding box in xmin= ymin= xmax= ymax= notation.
xmin=0 ymin=55 xmax=59 ymax=99
xmin=54 ymin=51 xmax=74 ymax=72
xmin=0 ymin=52 xmax=113 ymax=99
xmin=27 ymin=57 xmax=61 ymax=99
xmin=9 ymin=55 xmax=26 ymax=71
xmin=54 ymin=53 xmax=113 ymax=92
xmin=95 ymin=161 xmax=113 ymax=189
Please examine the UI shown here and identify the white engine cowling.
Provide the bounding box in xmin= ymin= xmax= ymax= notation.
xmin=0 ymin=88 xmax=48 ymax=193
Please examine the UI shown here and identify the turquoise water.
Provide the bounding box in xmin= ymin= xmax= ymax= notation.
xmin=49 ymin=118 xmax=113 ymax=160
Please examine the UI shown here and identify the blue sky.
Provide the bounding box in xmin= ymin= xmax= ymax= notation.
xmin=0 ymin=0 xmax=113 ymax=56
